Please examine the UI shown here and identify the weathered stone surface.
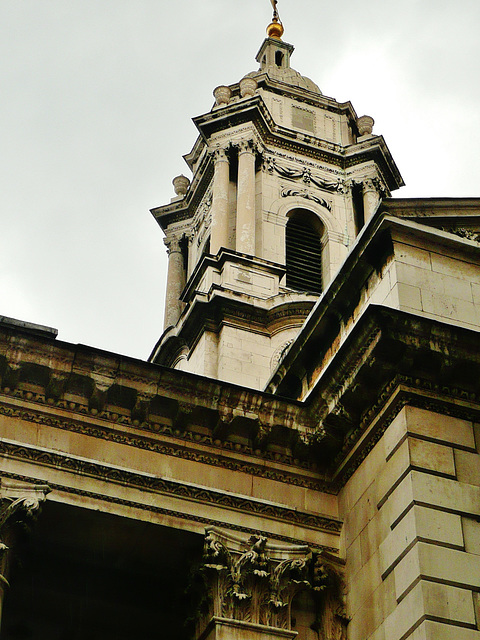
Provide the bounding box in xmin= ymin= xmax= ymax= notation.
xmin=4 ymin=13 xmax=480 ymax=640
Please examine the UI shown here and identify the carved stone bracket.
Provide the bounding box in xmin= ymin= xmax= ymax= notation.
xmin=190 ymin=528 xmax=348 ymax=639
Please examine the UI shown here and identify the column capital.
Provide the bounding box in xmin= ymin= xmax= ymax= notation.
xmin=212 ymin=146 xmax=229 ymax=163
xmin=0 ymin=480 xmax=50 ymax=528
xmin=235 ymin=138 xmax=256 ymax=155
xmin=0 ymin=480 xmax=50 ymax=596
xmin=362 ymin=177 xmax=378 ymax=193
xmin=163 ymin=235 xmax=182 ymax=254
xmin=361 ymin=175 xmax=387 ymax=196
xmin=189 ymin=527 xmax=349 ymax=639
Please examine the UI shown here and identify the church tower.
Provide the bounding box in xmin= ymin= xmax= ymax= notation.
xmin=149 ymin=9 xmax=403 ymax=389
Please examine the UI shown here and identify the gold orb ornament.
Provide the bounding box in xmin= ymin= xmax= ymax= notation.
xmin=267 ymin=0 xmax=284 ymax=39
xmin=267 ymin=19 xmax=284 ymax=39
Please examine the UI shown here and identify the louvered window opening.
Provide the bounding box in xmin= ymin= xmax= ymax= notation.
xmin=286 ymin=218 xmax=323 ymax=294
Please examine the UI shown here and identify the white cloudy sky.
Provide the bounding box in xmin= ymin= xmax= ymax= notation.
xmin=1 ymin=0 xmax=479 ymax=360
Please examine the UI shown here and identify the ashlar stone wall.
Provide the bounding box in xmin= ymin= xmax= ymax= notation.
xmin=387 ymin=226 xmax=480 ymax=330
xmin=340 ymin=404 xmax=480 ymax=640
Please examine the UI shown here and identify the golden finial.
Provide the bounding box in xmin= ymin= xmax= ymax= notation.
xmin=267 ymin=0 xmax=284 ymax=39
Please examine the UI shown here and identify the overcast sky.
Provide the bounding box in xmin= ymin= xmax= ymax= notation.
xmin=1 ymin=0 xmax=479 ymax=360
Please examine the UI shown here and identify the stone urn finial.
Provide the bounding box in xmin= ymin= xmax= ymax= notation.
xmin=357 ymin=115 xmax=375 ymax=137
xmin=172 ymin=174 xmax=190 ymax=197
xmin=213 ymin=85 xmax=232 ymax=107
xmin=239 ymin=77 xmax=258 ymax=98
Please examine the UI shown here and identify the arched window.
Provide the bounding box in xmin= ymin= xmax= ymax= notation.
xmin=285 ymin=210 xmax=324 ymax=294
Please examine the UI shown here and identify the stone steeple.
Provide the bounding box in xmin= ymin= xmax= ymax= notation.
xmin=149 ymin=17 xmax=404 ymax=388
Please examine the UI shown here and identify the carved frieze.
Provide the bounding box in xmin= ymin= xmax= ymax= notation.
xmin=0 ymin=438 xmax=341 ymax=533
xmin=0 ymin=470 xmax=338 ymax=554
xmin=266 ymin=149 xmax=344 ymax=176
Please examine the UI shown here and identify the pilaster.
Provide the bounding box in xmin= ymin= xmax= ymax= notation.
xmin=341 ymin=405 xmax=480 ymax=640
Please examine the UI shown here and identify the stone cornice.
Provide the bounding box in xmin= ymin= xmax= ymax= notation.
xmin=0 ymin=439 xmax=341 ymax=535
xmin=0 ymin=393 xmax=329 ymax=492
xmin=299 ymin=306 xmax=480 ymax=480
xmin=344 ymin=135 xmax=404 ymax=190
xmin=166 ymin=292 xmax=316 ymax=359
xmin=180 ymin=249 xmax=286 ymax=305
xmin=0 ymin=471 xmax=335 ymax=552
xmin=150 ymin=147 xmax=214 ymax=230
xmin=3 ymin=305 xmax=480 ymax=494
xmin=192 ymin=95 xmax=402 ymax=190
xmin=382 ymin=197 xmax=480 ymax=218
xmin=333 ymin=378 xmax=480 ymax=487
xmin=230 ymin=70 xmax=356 ymax=118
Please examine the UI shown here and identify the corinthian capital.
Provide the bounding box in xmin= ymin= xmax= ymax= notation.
xmin=236 ymin=139 xmax=255 ymax=154
xmin=362 ymin=177 xmax=378 ymax=193
xmin=163 ymin=235 xmax=182 ymax=254
xmin=190 ymin=527 xmax=315 ymax=635
xmin=0 ymin=480 xmax=50 ymax=531
xmin=0 ymin=480 xmax=50 ymax=595
xmin=212 ymin=146 xmax=229 ymax=163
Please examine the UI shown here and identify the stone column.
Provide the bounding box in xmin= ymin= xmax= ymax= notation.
xmin=164 ymin=236 xmax=186 ymax=329
xmin=210 ymin=147 xmax=230 ymax=254
xmin=362 ymin=178 xmax=381 ymax=222
xmin=0 ymin=480 xmax=49 ymax=633
xmin=236 ymin=140 xmax=256 ymax=255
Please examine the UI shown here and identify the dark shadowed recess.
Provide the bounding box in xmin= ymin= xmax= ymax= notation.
xmin=1 ymin=501 xmax=203 ymax=640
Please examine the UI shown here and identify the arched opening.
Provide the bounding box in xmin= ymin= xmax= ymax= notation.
xmin=285 ymin=209 xmax=324 ymax=295
xmin=275 ymin=50 xmax=284 ymax=67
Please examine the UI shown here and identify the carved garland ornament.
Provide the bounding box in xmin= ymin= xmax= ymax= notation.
xmin=281 ymin=187 xmax=332 ymax=211
xmin=266 ymin=156 xmax=346 ymax=193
